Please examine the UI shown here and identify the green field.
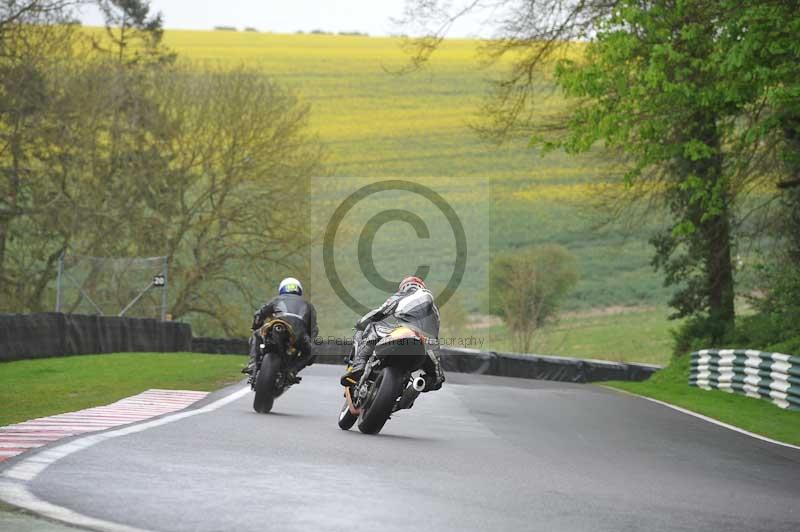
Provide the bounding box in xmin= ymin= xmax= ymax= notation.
xmin=0 ymin=353 xmax=245 ymax=427
xmin=480 ymin=307 xmax=677 ymax=365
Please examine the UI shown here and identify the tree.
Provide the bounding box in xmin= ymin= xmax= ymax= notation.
xmin=489 ymin=244 xmax=578 ymax=352
xmin=138 ymin=66 xmax=323 ymax=335
xmin=553 ymin=1 xmax=738 ymax=339
xmin=716 ymin=1 xmax=800 ymax=341
xmin=0 ymin=0 xmax=175 ymax=311
xmin=0 ymin=2 xmax=326 ymax=335
xmin=93 ymin=0 xmax=173 ymax=64
xmin=0 ymin=4 xmax=86 ymax=310
xmin=0 ymin=1 xmax=79 ymax=30
xmin=403 ymin=0 xmax=741 ymax=343
xmin=718 ymin=1 xmax=800 ymax=252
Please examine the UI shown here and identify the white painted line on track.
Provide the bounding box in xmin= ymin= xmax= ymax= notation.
xmin=604 ymin=386 xmax=800 ymax=451
xmin=0 ymin=385 xmax=251 ymax=532
xmin=0 ymin=482 xmax=150 ymax=532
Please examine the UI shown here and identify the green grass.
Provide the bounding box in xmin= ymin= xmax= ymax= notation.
xmin=479 ymin=307 xmax=678 ymax=365
xmin=0 ymin=353 xmax=246 ymax=427
xmin=605 ymin=355 xmax=800 ymax=446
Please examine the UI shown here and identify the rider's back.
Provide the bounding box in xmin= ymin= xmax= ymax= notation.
xmin=392 ymin=288 xmax=440 ymax=339
xmin=257 ymin=293 xmax=318 ymax=339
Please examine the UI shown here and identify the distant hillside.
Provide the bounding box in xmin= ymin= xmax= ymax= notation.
xmin=151 ymin=30 xmax=671 ymax=332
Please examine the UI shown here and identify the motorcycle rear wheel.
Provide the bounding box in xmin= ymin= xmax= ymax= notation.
xmin=357 ymin=366 xmax=404 ymax=435
xmin=253 ymin=355 xmax=281 ymax=414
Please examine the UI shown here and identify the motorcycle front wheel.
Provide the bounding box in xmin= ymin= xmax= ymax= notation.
xmin=337 ymin=399 xmax=358 ymax=430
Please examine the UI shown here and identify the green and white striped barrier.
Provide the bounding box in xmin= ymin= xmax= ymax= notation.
xmin=689 ymin=349 xmax=800 ymax=410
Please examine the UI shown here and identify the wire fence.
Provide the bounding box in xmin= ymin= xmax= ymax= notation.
xmin=55 ymin=253 xmax=168 ymax=320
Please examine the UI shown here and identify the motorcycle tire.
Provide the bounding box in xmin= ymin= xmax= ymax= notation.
xmin=357 ymin=366 xmax=404 ymax=435
xmin=337 ymin=399 xmax=358 ymax=430
xmin=253 ymin=354 xmax=281 ymax=414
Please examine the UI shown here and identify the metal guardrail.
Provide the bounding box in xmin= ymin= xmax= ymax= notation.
xmin=690 ymin=349 xmax=800 ymax=410
xmin=2 ymin=314 xmax=659 ymax=383
xmin=310 ymin=343 xmax=660 ymax=383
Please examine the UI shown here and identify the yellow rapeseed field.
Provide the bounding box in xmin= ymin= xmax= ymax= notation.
xmin=155 ymin=30 xmax=598 ymax=185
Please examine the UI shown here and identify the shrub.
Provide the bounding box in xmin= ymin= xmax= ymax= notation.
xmin=766 ymin=336 xmax=800 ymax=355
xmin=672 ymin=311 xmax=798 ymax=356
xmin=489 ymin=244 xmax=579 ymax=352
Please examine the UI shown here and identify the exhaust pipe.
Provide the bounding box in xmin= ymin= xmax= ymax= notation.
xmin=412 ymin=376 xmax=427 ymax=392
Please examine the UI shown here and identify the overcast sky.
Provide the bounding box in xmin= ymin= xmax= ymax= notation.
xmin=78 ymin=0 xmax=488 ymax=37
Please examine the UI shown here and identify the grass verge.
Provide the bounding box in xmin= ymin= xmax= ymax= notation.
xmin=0 ymin=353 xmax=246 ymax=427
xmin=605 ymin=355 xmax=800 ymax=446
xmin=480 ymin=307 xmax=677 ymax=365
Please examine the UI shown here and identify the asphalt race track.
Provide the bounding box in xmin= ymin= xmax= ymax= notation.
xmin=2 ymin=365 xmax=799 ymax=532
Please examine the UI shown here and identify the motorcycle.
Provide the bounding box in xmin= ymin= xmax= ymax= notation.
xmin=338 ymin=325 xmax=438 ymax=434
xmin=251 ymin=318 xmax=303 ymax=414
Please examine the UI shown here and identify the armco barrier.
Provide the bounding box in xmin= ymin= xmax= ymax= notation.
xmin=437 ymin=347 xmax=659 ymax=382
xmin=310 ymin=341 xmax=659 ymax=383
xmin=0 ymin=312 xmax=192 ymax=361
xmin=191 ymin=337 xmax=249 ymax=355
xmin=690 ymin=349 xmax=800 ymax=410
xmin=1 ymin=314 xmax=659 ymax=383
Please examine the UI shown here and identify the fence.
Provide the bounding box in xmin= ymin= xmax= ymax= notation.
xmin=689 ymin=349 xmax=800 ymax=410
xmin=0 ymin=313 xmax=191 ymax=361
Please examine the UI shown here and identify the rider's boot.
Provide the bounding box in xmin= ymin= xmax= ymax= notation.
xmin=242 ymin=333 xmax=262 ymax=375
xmin=242 ymin=357 xmax=257 ymax=375
xmin=340 ymin=341 xmax=374 ymax=386
xmin=422 ymin=348 xmax=445 ymax=391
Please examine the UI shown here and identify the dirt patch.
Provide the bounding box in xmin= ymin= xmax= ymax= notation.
xmin=561 ymin=305 xmax=657 ymax=319
xmin=466 ymin=314 xmax=503 ymax=330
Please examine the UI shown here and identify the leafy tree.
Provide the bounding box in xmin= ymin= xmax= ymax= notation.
xmin=403 ymin=0 xmax=744 ymax=344
xmin=0 ymin=5 xmax=85 ymax=310
xmin=553 ymin=2 xmax=740 ymax=341
xmin=718 ymin=0 xmax=800 ymax=247
xmin=716 ymin=0 xmax=800 ymax=343
xmin=0 ymin=2 xmax=326 ymax=336
xmin=139 ymin=66 xmax=323 ymax=335
xmin=489 ymin=244 xmax=578 ymax=352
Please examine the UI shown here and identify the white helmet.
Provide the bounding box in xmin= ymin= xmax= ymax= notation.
xmin=278 ymin=277 xmax=303 ymax=296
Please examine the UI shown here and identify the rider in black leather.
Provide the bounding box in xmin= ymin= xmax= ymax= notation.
xmin=243 ymin=277 xmax=318 ymax=382
xmin=340 ymin=275 xmax=445 ymax=390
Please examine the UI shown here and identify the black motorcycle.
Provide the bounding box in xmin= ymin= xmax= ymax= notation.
xmin=251 ymin=319 xmax=302 ymax=414
xmin=338 ymin=325 xmax=437 ymax=434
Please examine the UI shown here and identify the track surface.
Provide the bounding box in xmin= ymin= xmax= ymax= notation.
xmin=4 ymin=365 xmax=800 ymax=531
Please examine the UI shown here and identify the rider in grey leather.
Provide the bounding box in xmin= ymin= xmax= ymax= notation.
xmin=340 ymin=276 xmax=444 ymax=390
